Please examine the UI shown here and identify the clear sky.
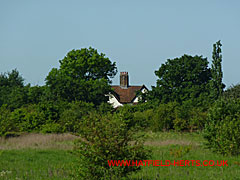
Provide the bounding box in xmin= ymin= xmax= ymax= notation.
xmin=1 ymin=0 xmax=240 ymax=89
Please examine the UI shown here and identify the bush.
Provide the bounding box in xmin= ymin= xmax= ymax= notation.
xmin=116 ymin=105 xmax=135 ymax=127
xmin=97 ymin=102 xmax=114 ymax=114
xmin=0 ymin=105 xmax=15 ymax=136
xmin=133 ymin=109 xmax=154 ymax=129
xmin=174 ymin=101 xmax=208 ymax=132
xmin=151 ymin=102 xmax=178 ymax=131
xmin=59 ymin=101 xmax=94 ymax=132
xmin=40 ymin=123 xmax=63 ymax=133
xmin=37 ymin=100 xmax=68 ymax=123
xmin=73 ymin=112 xmax=150 ymax=179
xmin=223 ymin=84 xmax=240 ymax=100
xmin=10 ymin=105 xmax=46 ymax=132
xmin=3 ymin=131 xmax=22 ymax=138
xmin=203 ymin=99 xmax=240 ymax=155
xmin=188 ymin=108 xmax=207 ymax=131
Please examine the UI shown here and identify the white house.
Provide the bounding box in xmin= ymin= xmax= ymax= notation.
xmin=108 ymin=72 xmax=148 ymax=108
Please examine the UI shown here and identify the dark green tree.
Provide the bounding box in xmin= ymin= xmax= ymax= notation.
xmin=147 ymin=55 xmax=212 ymax=106
xmin=0 ymin=69 xmax=28 ymax=110
xmin=223 ymin=84 xmax=240 ymax=100
xmin=210 ymin=40 xmax=225 ymax=99
xmin=45 ymin=47 xmax=117 ymax=105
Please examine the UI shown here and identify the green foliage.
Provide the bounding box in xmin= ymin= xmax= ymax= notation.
xmin=0 ymin=104 xmax=47 ymax=136
xmin=203 ymin=99 xmax=240 ymax=155
xmin=59 ymin=101 xmax=95 ymax=132
xmin=138 ymin=102 xmax=208 ymax=132
xmin=40 ymin=123 xmax=63 ymax=133
xmin=133 ymin=109 xmax=153 ymax=129
xmin=27 ymin=85 xmax=46 ymax=104
xmin=116 ymin=104 xmax=158 ymax=131
xmin=3 ymin=131 xmax=22 ymax=138
xmin=0 ymin=105 xmax=15 ymax=136
xmin=0 ymin=69 xmax=24 ymax=88
xmin=174 ymin=101 xmax=207 ymax=132
xmin=37 ymin=100 xmax=68 ymax=123
xmin=45 ymin=47 xmax=117 ymax=105
xmin=223 ymin=84 xmax=240 ymax=100
xmin=210 ymin=40 xmax=225 ymax=99
xmin=188 ymin=107 xmax=208 ymax=132
xmin=96 ymin=102 xmax=114 ymax=114
xmin=10 ymin=105 xmax=46 ymax=132
xmin=116 ymin=105 xmax=136 ymax=128
xmin=152 ymin=102 xmax=178 ymax=131
xmin=0 ymin=69 xmax=29 ymax=110
xmin=149 ymin=54 xmax=212 ymax=106
xmin=73 ymin=112 xmax=150 ymax=179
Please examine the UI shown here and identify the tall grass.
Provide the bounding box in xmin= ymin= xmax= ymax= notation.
xmin=0 ymin=132 xmax=240 ymax=179
xmin=0 ymin=133 xmax=78 ymax=150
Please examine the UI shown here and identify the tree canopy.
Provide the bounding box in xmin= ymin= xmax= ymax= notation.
xmin=147 ymin=54 xmax=212 ymax=106
xmin=45 ymin=47 xmax=117 ymax=105
xmin=0 ymin=69 xmax=28 ymax=110
xmin=210 ymin=40 xmax=225 ymax=99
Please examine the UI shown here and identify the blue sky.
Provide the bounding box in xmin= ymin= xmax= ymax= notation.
xmin=1 ymin=0 xmax=240 ymax=89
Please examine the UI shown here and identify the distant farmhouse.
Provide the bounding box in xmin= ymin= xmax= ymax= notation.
xmin=108 ymin=72 xmax=148 ymax=108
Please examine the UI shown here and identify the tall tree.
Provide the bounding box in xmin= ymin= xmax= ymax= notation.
xmin=146 ymin=55 xmax=212 ymax=106
xmin=0 ymin=69 xmax=28 ymax=110
xmin=45 ymin=47 xmax=117 ymax=105
xmin=210 ymin=40 xmax=225 ymax=99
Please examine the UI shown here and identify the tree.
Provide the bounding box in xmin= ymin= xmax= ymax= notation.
xmin=73 ymin=112 xmax=150 ymax=179
xmin=0 ymin=69 xmax=28 ymax=110
xmin=210 ymin=40 xmax=225 ymax=99
xmin=223 ymin=84 xmax=240 ymax=100
xmin=45 ymin=47 xmax=117 ymax=105
xmin=148 ymin=54 xmax=212 ymax=106
xmin=0 ymin=69 xmax=24 ymax=88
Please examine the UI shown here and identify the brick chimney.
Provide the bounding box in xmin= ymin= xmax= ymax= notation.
xmin=120 ymin=72 xmax=129 ymax=88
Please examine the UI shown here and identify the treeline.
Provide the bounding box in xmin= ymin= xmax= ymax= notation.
xmin=0 ymin=47 xmax=118 ymax=136
xmin=1 ymin=41 xmax=240 ymax=178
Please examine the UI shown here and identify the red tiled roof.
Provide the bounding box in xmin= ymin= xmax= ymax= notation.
xmin=111 ymin=85 xmax=146 ymax=103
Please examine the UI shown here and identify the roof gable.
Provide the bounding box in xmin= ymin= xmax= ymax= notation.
xmin=111 ymin=85 xmax=147 ymax=103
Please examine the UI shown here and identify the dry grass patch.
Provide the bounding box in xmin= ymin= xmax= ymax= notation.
xmin=144 ymin=139 xmax=199 ymax=146
xmin=0 ymin=133 xmax=79 ymax=150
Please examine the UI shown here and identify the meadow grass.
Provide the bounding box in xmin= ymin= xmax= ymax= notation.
xmin=130 ymin=132 xmax=240 ymax=180
xmin=0 ymin=132 xmax=240 ymax=179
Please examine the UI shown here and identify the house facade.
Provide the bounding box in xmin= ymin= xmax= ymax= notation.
xmin=108 ymin=72 xmax=148 ymax=108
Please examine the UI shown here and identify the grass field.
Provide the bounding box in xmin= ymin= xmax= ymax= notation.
xmin=0 ymin=132 xmax=240 ymax=180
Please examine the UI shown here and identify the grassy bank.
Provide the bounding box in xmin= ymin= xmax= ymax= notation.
xmin=0 ymin=132 xmax=240 ymax=179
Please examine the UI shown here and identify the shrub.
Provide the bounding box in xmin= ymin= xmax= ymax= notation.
xmin=97 ymin=102 xmax=114 ymax=114
xmin=0 ymin=105 xmax=15 ymax=136
xmin=3 ymin=131 xmax=22 ymax=138
xmin=73 ymin=112 xmax=150 ymax=179
xmin=59 ymin=101 xmax=94 ymax=132
xmin=174 ymin=101 xmax=208 ymax=132
xmin=223 ymin=84 xmax=240 ymax=100
xmin=174 ymin=104 xmax=190 ymax=131
xmin=37 ymin=100 xmax=68 ymax=123
xmin=151 ymin=102 xmax=178 ymax=131
xmin=10 ymin=105 xmax=46 ymax=132
xmin=188 ymin=108 xmax=207 ymax=131
xmin=133 ymin=109 xmax=154 ymax=129
xmin=116 ymin=105 xmax=135 ymax=127
xmin=40 ymin=123 xmax=63 ymax=133
xmin=203 ymin=99 xmax=240 ymax=155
